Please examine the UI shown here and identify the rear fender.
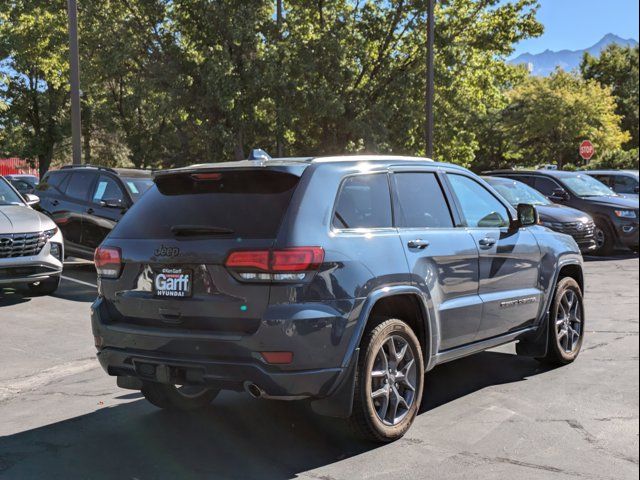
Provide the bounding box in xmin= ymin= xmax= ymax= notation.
xmin=342 ymin=285 xmax=438 ymax=371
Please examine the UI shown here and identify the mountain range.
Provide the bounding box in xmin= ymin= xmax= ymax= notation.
xmin=509 ymin=33 xmax=639 ymax=76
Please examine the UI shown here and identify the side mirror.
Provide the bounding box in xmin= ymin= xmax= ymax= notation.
xmin=100 ymin=198 xmax=127 ymax=209
xmin=24 ymin=193 xmax=40 ymax=206
xmin=549 ymin=187 xmax=569 ymax=202
xmin=516 ymin=203 xmax=539 ymax=228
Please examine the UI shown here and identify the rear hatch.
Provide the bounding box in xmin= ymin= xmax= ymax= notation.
xmin=98 ymin=168 xmax=301 ymax=335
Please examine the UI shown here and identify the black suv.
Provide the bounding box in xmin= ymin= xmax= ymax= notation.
xmin=487 ymin=169 xmax=639 ymax=255
xmin=36 ymin=165 xmax=153 ymax=259
xmin=92 ymin=156 xmax=585 ymax=442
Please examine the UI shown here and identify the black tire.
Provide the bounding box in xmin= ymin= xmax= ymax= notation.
xmin=594 ymin=220 xmax=615 ymax=256
xmin=28 ymin=275 xmax=60 ymax=296
xmin=537 ymin=277 xmax=585 ymax=366
xmin=141 ymin=382 xmax=219 ymax=411
xmin=350 ymin=318 xmax=424 ymax=443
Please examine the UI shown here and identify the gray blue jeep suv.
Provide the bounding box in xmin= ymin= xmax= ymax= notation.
xmin=92 ymin=156 xmax=585 ymax=442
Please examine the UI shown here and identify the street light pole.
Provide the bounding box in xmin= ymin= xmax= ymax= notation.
xmin=425 ymin=0 xmax=435 ymax=158
xmin=67 ymin=0 xmax=82 ymax=165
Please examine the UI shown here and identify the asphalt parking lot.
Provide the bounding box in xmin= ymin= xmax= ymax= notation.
xmin=0 ymin=255 xmax=638 ymax=480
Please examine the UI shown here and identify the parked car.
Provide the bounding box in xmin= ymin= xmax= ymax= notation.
xmin=486 ymin=169 xmax=639 ymax=255
xmin=0 ymin=176 xmax=64 ymax=295
xmin=484 ymin=176 xmax=597 ymax=254
xmin=36 ymin=165 xmax=153 ymax=259
xmin=583 ymin=170 xmax=639 ymax=200
xmin=92 ymin=156 xmax=585 ymax=443
xmin=5 ymin=174 xmax=39 ymax=195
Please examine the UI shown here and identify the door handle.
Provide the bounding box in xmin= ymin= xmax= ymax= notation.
xmin=407 ymin=239 xmax=430 ymax=250
xmin=478 ymin=237 xmax=497 ymax=247
xmin=86 ymin=208 xmax=94 ymax=214
xmin=51 ymin=200 xmax=59 ymax=206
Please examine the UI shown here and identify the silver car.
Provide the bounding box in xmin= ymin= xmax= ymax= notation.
xmin=0 ymin=176 xmax=64 ymax=295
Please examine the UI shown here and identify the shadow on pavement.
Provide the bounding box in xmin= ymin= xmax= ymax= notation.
xmin=0 ymin=351 xmax=550 ymax=480
xmin=0 ymin=289 xmax=31 ymax=307
xmin=583 ymin=250 xmax=638 ymax=262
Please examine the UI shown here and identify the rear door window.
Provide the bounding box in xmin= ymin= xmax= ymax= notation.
xmin=111 ymin=170 xmax=300 ymax=239
xmin=332 ymin=174 xmax=392 ymax=229
xmin=64 ymin=172 xmax=95 ymax=201
xmin=393 ymin=173 xmax=453 ymax=228
xmin=533 ymin=176 xmax=562 ymax=196
xmin=92 ymin=175 xmax=125 ymax=203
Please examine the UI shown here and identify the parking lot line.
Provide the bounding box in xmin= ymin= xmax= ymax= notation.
xmin=61 ymin=275 xmax=97 ymax=289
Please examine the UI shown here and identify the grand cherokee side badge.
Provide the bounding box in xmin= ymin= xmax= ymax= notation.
xmin=154 ymin=245 xmax=180 ymax=257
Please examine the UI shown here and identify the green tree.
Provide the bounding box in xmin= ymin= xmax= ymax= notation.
xmin=496 ymin=70 xmax=629 ymax=169
xmin=1 ymin=0 xmax=545 ymax=172
xmin=0 ymin=0 xmax=70 ymax=176
xmin=581 ymin=44 xmax=639 ymax=149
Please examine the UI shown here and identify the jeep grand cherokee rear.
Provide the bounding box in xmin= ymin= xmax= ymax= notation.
xmin=93 ymin=156 xmax=585 ymax=442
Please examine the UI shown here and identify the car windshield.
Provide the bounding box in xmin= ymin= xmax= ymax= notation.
xmin=488 ymin=179 xmax=551 ymax=206
xmin=562 ymin=174 xmax=616 ymax=197
xmin=0 ymin=178 xmax=25 ymax=206
xmin=122 ymin=178 xmax=154 ymax=201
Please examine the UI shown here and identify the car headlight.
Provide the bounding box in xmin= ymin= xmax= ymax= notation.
xmin=614 ymin=210 xmax=637 ymax=219
xmin=44 ymin=227 xmax=59 ymax=239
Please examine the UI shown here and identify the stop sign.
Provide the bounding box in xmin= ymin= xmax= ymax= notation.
xmin=579 ymin=140 xmax=594 ymax=161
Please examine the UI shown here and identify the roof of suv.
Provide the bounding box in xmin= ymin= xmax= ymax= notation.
xmin=58 ymin=165 xmax=153 ymax=178
xmin=154 ymin=155 xmax=471 ymax=178
xmin=487 ymin=169 xmax=587 ymax=179
xmin=583 ymin=169 xmax=639 ymax=177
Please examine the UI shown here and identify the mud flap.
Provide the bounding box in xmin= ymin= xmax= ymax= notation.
xmin=310 ymin=348 xmax=359 ymax=418
xmin=516 ymin=314 xmax=549 ymax=358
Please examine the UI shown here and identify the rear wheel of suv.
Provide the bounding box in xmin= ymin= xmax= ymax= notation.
xmin=594 ymin=220 xmax=615 ymax=256
xmin=28 ymin=275 xmax=60 ymax=296
xmin=350 ymin=318 xmax=424 ymax=443
xmin=141 ymin=382 xmax=219 ymax=410
xmin=537 ymin=277 xmax=584 ymax=366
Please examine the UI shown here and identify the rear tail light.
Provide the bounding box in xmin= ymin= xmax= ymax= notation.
xmin=225 ymin=247 xmax=324 ymax=282
xmin=94 ymin=246 xmax=122 ymax=279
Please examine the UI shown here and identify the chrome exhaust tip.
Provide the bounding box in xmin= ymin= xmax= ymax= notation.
xmin=244 ymin=382 xmax=265 ymax=399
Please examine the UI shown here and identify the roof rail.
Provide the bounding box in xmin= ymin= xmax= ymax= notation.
xmin=60 ymin=164 xmax=118 ymax=174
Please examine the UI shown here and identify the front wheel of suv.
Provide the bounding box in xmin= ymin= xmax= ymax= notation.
xmin=594 ymin=220 xmax=615 ymax=256
xmin=350 ymin=318 xmax=424 ymax=443
xmin=537 ymin=277 xmax=585 ymax=366
xmin=28 ymin=275 xmax=60 ymax=296
xmin=141 ymin=382 xmax=219 ymax=411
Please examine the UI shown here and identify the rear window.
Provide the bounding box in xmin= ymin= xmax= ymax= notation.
xmin=332 ymin=174 xmax=392 ymax=229
xmin=111 ymin=170 xmax=300 ymax=239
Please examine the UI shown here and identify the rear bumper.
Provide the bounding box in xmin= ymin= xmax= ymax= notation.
xmin=96 ymin=347 xmax=342 ymax=399
xmin=91 ymin=296 xmax=359 ymax=399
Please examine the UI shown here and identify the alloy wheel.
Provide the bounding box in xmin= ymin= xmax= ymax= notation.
xmin=555 ymin=289 xmax=582 ymax=354
xmin=594 ymin=227 xmax=606 ymax=250
xmin=369 ymin=335 xmax=417 ymax=426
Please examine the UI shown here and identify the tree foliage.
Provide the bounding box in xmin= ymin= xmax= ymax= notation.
xmin=483 ymin=70 xmax=629 ymax=170
xmin=581 ymin=44 xmax=639 ymax=149
xmin=0 ymin=0 xmax=546 ymax=172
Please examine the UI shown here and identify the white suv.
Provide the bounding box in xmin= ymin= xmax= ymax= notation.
xmin=0 ymin=176 xmax=64 ymax=295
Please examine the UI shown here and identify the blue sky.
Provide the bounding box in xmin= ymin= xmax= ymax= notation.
xmin=511 ymin=0 xmax=639 ymax=56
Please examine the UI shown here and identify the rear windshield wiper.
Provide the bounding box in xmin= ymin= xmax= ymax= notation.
xmin=171 ymin=225 xmax=235 ymax=236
